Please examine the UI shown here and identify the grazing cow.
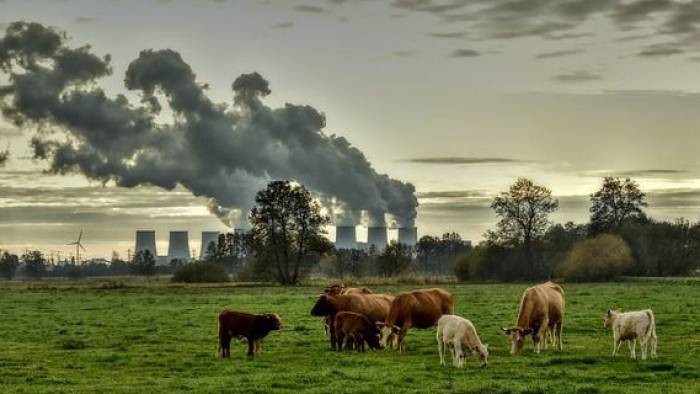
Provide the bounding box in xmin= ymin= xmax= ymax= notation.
xmin=436 ymin=315 xmax=488 ymax=368
xmin=502 ymin=281 xmax=565 ymax=355
xmin=322 ymin=285 xmax=374 ymax=335
xmin=604 ymin=309 xmax=657 ymax=360
xmin=218 ymin=310 xmax=282 ymax=358
xmin=334 ymin=311 xmax=382 ymax=352
xmin=378 ymin=288 xmax=454 ymax=352
xmin=311 ymin=293 xmax=393 ymax=350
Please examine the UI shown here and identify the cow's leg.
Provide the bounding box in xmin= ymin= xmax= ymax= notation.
xmin=640 ymin=338 xmax=648 ymax=360
xmin=336 ymin=332 xmax=344 ymax=352
xmin=247 ymin=338 xmax=255 ymax=358
xmin=650 ymin=334 xmax=657 ymax=359
xmin=220 ymin=334 xmax=232 ymax=358
xmin=613 ymin=335 xmax=623 ymax=357
xmin=437 ymin=332 xmax=445 ymax=366
xmin=556 ymin=321 xmax=563 ymax=352
xmin=628 ymin=338 xmax=636 ymax=359
xmin=453 ymin=341 xmax=464 ymax=368
xmin=329 ymin=315 xmax=337 ymax=351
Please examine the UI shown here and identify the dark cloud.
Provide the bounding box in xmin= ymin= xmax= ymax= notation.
xmin=545 ymin=32 xmax=593 ymax=40
xmin=271 ymin=21 xmax=294 ymax=29
xmin=552 ymin=70 xmax=602 ymax=82
xmin=294 ymin=4 xmax=327 ymax=13
xmin=450 ymin=48 xmax=480 ymax=57
xmin=404 ymin=157 xmax=523 ymax=165
xmin=612 ymin=0 xmax=673 ymax=26
xmin=417 ymin=190 xmax=491 ymax=199
xmin=535 ymin=49 xmax=583 ymax=59
xmin=428 ymin=31 xmax=466 ymax=39
xmin=0 ymin=22 xmax=418 ymax=228
xmin=636 ymin=43 xmax=684 ymax=57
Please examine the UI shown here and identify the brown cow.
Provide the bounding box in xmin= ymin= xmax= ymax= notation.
xmin=502 ymin=281 xmax=565 ymax=355
xmin=378 ymin=288 xmax=455 ymax=352
xmin=322 ymin=285 xmax=374 ymax=335
xmin=311 ymin=293 xmax=393 ymax=350
xmin=334 ymin=311 xmax=382 ymax=352
xmin=218 ymin=310 xmax=282 ymax=358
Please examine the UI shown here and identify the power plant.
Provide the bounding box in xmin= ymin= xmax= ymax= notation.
xmin=335 ymin=226 xmax=357 ymax=250
xmin=167 ymin=231 xmax=191 ymax=262
xmin=367 ymin=226 xmax=388 ymax=253
xmin=397 ymin=227 xmax=418 ymax=247
xmin=134 ymin=230 xmax=157 ymax=258
xmin=200 ymin=231 xmax=220 ymax=258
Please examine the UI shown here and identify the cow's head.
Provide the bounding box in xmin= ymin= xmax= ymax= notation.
xmin=264 ymin=313 xmax=282 ymax=331
xmin=604 ymin=309 xmax=619 ymax=328
xmin=310 ymin=295 xmax=333 ymax=316
xmin=376 ymin=322 xmax=400 ymax=348
xmin=473 ymin=343 xmax=489 ymax=367
xmin=366 ymin=324 xmax=383 ymax=350
xmin=502 ymin=327 xmax=532 ymax=355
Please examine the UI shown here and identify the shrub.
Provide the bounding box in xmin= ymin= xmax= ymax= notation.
xmin=559 ymin=234 xmax=633 ymax=281
xmin=454 ymin=247 xmax=486 ymax=281
xmin=172 ymin=261 xmax=230 ymax=283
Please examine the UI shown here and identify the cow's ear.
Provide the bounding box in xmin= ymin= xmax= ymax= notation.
xmin=522 ymin=328 xmax=533 ymax=335
xmin=502 ymin=327 xmax=512 ymax=335
xmin=375 ymin=321 xmax=385 ymax=329
xmin=391 ymin=325 xmax=401 ymax=334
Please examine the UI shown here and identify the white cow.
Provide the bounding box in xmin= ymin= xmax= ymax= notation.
xmin=436 ymin=315 xmax=488 ymax=368
xmin=604 ymin=309 xmax=657 ymax=360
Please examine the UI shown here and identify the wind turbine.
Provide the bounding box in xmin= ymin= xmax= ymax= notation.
xmin=67 ymin=230 xmax=86 ymax=264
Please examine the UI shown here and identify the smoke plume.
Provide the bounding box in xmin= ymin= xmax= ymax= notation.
xmin=0 ymin=22 xmax=418 ymax=227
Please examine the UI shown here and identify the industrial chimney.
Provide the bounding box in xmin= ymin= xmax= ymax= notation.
xmin=397 ymin=227 xmax=418 ymax=247
xmin=167 ymin=231 xmax=191 ymax=263
xmin=134 ymin=230 xmax=157 ymax=258
xmin=335 ymin=226 xmax=357 ymax=250
xmin=200 ymin=231 xmax=220 ymax=259
xmin=367 ymin=226 xmax=388 ymax=253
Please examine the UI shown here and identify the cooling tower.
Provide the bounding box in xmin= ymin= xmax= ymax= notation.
xmin=167 ymin=231 xmax=191 ymax=263
xmin=398 ymin=227 xmax=418 ymax=247
xmin=134 ymin=230 xmax=157 ymax=258
xmin=335 ymin=226 xmax=357 ymax=250
xmin=367 ymin=226 xmax=388 ymax=253
xmin=200 ymin=231 xmax=220 ymax=259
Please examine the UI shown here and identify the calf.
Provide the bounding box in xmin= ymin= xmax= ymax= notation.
xmin=502 ymin=281 xmax=565 ymax=355
xmin=378 ymin=288 xmax=454 ymax=352
xmin=437 ymin=315 xmax=488 ymax=368
xmin=322 ymin=285 xmax=373 ymax=335
xmin=334 ymin=311 xmax=382 ymax=352
xmin=604 ymin=309 xmax=657 ymax=360
xmin=218 ymin=310 xmax=282 ymax=358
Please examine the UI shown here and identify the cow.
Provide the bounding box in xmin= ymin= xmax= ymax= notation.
xmin=604 ymin=309 xmax=657 ymax=360
xmin=311 ymin=293 xmax=393 ymax=350
xmin=436 ymin=315 xmax=488 ymax=368
xmin=322 ymin=284 xmax=374 ymax=335
xmin=377 ymin=288 xmax=455 ymax=352
xmin=218 ymin=310 xmax=282 ymax=358
xmin=334 ymin=311 xmax=382 ymax=352
xmin=502 ymin=281 xmax=565 ymax=355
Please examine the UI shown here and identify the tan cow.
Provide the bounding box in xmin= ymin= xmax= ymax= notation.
xmin=502 ymin=281 xmax=565 ymax=355
xmin=604 ymin=309 xmax=657 ymax=360
xmin=378 ymin=288 xmax=454 ymax=352
xmin=311 ymin=293 xmax=393 ymax=350
xmin=437 ymin=314 xmax=488 ymax=368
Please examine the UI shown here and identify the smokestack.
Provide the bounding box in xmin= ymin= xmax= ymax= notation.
xmin=335 ymin=226 xmax=357 ymax=250
xmin=367 ymin=226 xmax=388 ymax=253
xmin=398 ymin=227 xmax=418 ymax=247
xmin=134 ymin=230 xmax=157 ymax=258
xmin=200 ymin=231 xmax=220 ymax=259
xmin=167 ymin=231 xmax=191 ymax=263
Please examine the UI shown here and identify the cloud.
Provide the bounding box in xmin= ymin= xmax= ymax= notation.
xmin=612 ymin=0 xmax=673 ymax=26
xmin=428 ymin=31 xmax=466 ymax=39
xmin=579 ymin=169 xmax=690 ymax=179
xmin=450 ymin=48 xmax=480 ymax=58
xmin=74 ymin=17 xmax=96 ymax=24
xmin=637 ymin=43 xmax=684 ymax=57
xmin=294 ymin=4 xmax=326 ymax=13
xmin=271 ymin=21 xmax=294 ymax=29
xmin=417 ymin=190 xmax=491 ymax=199
xmin=404 ymin=157 xmax=524 ymax=165
xmin=392 ymin=50 xmax=414 ymax=57
xmin=552 ymin=70 xmax=602 ymax=82
xmin=535 ymin=49 xmax=584 ymax=59
xmin=545 ymin=32 xmax=593 ymax=40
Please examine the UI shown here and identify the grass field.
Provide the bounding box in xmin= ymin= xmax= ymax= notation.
xmin=0 ymin=280 xmax=698 ymax=393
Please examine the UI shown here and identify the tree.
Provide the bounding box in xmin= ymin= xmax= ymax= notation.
xmin=250 ymin=180 xmax=330 ymax=285
xmin=416 ymin=235 xmax=440 ymax=272
xmin=590 ymin=177 xmax=647 ymax=234
xmin=130 ymin=250 xmax=157 ymax=277
xmin=488 ymin=178 xmax=558 ymax=275
xmin=22 ymin=250 xmax=47 ymax=280
xmin=377 ymin=241 xmax=412 ymax=277
xmin=0 ymin=251 xmax=20 ymax=280
xmin=333 ymin=248 xmax=367 ymax=279
xmin=559 ymin=234 xmax=633 ymax=281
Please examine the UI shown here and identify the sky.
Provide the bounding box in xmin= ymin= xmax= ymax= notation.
xmin=1 ymin=0 xmax=700 ymax=259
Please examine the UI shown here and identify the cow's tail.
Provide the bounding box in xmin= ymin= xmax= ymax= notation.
xmin=646 ymin=310 xmax=658 ymax=357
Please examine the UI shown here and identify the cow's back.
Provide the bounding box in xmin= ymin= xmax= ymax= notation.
xmin=390 ymin=288 xmax=454 ymax=329
xmin=336 ymin=293 xmax=393 ymax=322
xmin=517 ymin=282 xmax=564 ymax=328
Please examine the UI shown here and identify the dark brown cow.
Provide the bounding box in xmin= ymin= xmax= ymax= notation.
xmin=218 ymin=310 xmax=282 ymax=358
xmin=502 ymin=281 xmax=565 ymax=355
xmin=311 ymin=293 xmax=393 ymax=350
xmin=322 ymin=285 xmax=374 ymax=335
xmin=334 ymin=311 xmax=382 ymax=352
xmin=378 ymin=288 xmax=454 ymax=352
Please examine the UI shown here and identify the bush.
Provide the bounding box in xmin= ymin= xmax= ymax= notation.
xmin=559 ymin=234 xmax=633 ymax=281
xmin=172 ymin=261 xmax=230 ymax=283
xmin=454 ymin=247 xmax=486 ymax=281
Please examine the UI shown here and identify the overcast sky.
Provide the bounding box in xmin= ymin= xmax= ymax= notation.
xmin=2 ymin=0 xmax=700 ymax=259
